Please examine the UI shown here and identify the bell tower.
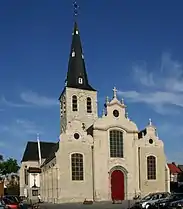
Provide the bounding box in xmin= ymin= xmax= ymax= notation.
xmin=59 ymin=3 xmax=98 ymax=134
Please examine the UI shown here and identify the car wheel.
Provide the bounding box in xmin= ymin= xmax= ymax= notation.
xmin=145 ymin=204 xmax=150 ymax=209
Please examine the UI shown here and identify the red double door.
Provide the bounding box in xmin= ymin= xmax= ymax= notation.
xmin=111 ymin=170 xmax=125 ymax=201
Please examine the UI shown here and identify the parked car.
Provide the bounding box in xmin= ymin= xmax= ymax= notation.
xmin=153 ymin=193 xmax=183 ymax=209
xmin=132 ymin=192 xmax=170 ymax=209
xmin=169 ymin=199 xmax=183 ymax=208
xmin=0 ymin=200 xmax=5 ymax=209
xmin=1 ymin=197 xmax=19 ymax=209
xmin=4 ymin=196 xmax=19 ymax=204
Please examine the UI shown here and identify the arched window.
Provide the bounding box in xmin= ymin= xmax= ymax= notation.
xmin=71 ymin=153 xmax=84 ymax=181
xmin=110 ymin=130 xmax=123 ymax=158
xmin=72 ymin=95 xmax=78 ymax=111
xmin=147 ymin=156 xmax=156 ymax=180
xmin=87 ymin=97 xmax=92 ymax=113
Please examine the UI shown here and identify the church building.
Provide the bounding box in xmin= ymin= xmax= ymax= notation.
xmin=20 ymin=20 xmax=170 ymax=203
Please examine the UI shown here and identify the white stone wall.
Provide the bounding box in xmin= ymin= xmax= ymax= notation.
xmin=56 ymin=119 xmax=94 ymax=203
xmin=65 ymin=87 xmax=98 ymax=130
xmin=93 ymin=97 xmax=139 ymax=201
xmin=19 ymin=161 xmax=39 ymax=197
xmin=137 ymin=125 xmax=170 ymax=196
xmin=38 ymin=91 xmax=170 ymax=203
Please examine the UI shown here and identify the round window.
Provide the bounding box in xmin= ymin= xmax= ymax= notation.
xmin=74 ymin=133 xmax=80 ymax=139
xmin=113 ymin=110 xmax=119 ymax=117
xmin=149 ymin=139 xmax=153 ymax=144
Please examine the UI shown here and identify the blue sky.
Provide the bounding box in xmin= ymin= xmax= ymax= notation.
xmin=0 ymin=1 xmax=183 ymax=163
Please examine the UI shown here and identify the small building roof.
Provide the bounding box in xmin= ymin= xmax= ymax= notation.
xmin=21 ymin=141 xmax=56 ymax=162
xmin=168 ymin=162 xmax=181 ymax=174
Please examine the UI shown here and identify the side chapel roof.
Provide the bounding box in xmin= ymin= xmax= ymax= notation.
xmin=21 ymin=141 xmax=56 ymax=162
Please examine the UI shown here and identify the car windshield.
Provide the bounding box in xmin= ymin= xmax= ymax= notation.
xmin=7 ymin=196 xmax=19 ymax=203
xmin=2 ymin=198 xmax=15 ymax=205
xmin=141 ymin=194 xmax=153 ymax=201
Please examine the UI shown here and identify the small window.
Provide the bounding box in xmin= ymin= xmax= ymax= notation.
xmin=32 ymin=189 xmax=38 ymax=196
xmin=72 ymin=95 xmax=78 ymax=111
xmin=24 ymin=168 xmax=28 ymax=185
xmin=149 ymin=139 xmax=153 ymax=144
xmin=147 ymin=156 xmax=156 ymax=180
xmin=71 ymin=153 xmax=84 ymax=181
xmin=72 ymin=51 xmax=75 ymax=57
xmin=87 ymin=97 xmax=92 ymax=113
xmin=113 ymin=110 xmax=119 ymax=117
xmin=78 ymin=77 xmax=83 ymax=84
xmin=74 ymin=133 xmax=80 ymax=139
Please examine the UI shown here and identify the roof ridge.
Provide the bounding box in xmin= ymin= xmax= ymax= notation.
xmin=27 ymin=141 xmax=57 ymax=143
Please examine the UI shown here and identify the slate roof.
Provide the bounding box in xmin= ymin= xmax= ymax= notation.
xmin=21 ymin=141 xmax=56 ymax=162
xmin=58 ymin=22 xmax=95 ymax=101
xmin=138 ymin=129 xmax=147 ymax=139
xmin=168 ymin=163 xmax=181 ymax=174
xmin=86 ymin=125 xmax=94 ymax=137
xmin=42 ymin=142 xmax=59 ymax=167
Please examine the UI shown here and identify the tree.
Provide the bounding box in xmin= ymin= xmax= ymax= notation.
xmin=0 ymin=155 xmax=3 ymax=161
xmin=5 ymin=176 xmax=20 ymax=195
xmin=0 ymin=158 xmax=20 ymax=176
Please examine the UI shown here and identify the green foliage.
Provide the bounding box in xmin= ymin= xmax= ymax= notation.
xmin=0 ymin=158 xmax=20 ymax=176
xmin=0 ymin=155 xmax=3 ymax=161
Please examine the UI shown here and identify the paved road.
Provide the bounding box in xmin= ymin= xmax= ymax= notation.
xmin=39 ymin=200 xmax=135 ymax=209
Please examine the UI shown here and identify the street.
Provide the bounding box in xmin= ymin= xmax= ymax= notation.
xmin=39 ymin=200 xmax=134 ymax=209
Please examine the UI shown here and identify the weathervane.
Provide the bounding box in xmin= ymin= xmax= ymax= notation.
xmin=73 ymin=1 xmax=79 ymax=17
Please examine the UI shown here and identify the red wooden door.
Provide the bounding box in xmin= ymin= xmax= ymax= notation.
xmin=111 ymin=170 xmax=124 ymax=201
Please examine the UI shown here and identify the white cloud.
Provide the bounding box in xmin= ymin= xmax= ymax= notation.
xmin=118 ymin=52 xmax=183 ymax=114
xmin=0 ymin=119 xmax=43 ymax=137
xmin=20 ymin=91 xmax=59 ymax=107
xmin=0 ymin=91 xmax=58 ymax=108
xmin=0 ymin=96 xmax=31 ymax=108
xmin=15 ymin=119 xmax=43 ymax=135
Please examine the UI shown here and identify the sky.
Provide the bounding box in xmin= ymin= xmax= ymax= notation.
xmin=0 ymin=0 xmax=183 ymax=163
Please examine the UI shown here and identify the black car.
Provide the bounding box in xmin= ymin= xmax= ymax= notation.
xmin=153 ymin=193 xmax=183 ymax=209
xmin=4 ymin=196 xmax=19 ymax=204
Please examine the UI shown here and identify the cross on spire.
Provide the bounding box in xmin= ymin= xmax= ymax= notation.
xmin=73 ymin=1 xmax=79 ymax=17
xmin=37 ymin=133 xmax=40 ymax=141
xmin=113 ymin=87 xmax=117 ymax=98
xmin=148 ymin=118 xmax=152 ymax=126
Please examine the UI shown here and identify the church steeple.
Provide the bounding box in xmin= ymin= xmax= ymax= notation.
xmin=65 ymin=21 xmax=95 ymax=91
xmin=59 ymin=2 xmax=98 ymax=134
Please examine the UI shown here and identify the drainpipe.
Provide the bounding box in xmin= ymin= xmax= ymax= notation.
xmin=91 ymin=145 xmax=95 ymax=202
xmin=138 ymin=147 xmax=141 ymax=191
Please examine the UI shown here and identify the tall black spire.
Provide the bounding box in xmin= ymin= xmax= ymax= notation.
xmin=65 ymin=2 xmax=95 ymax=91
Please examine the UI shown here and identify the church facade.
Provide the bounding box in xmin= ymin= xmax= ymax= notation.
xmin=20 ymin=21 xmax=170 ymax=203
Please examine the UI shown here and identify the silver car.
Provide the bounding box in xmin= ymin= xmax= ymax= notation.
xmin=134 ymin=192 xmax=170 ymax=209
